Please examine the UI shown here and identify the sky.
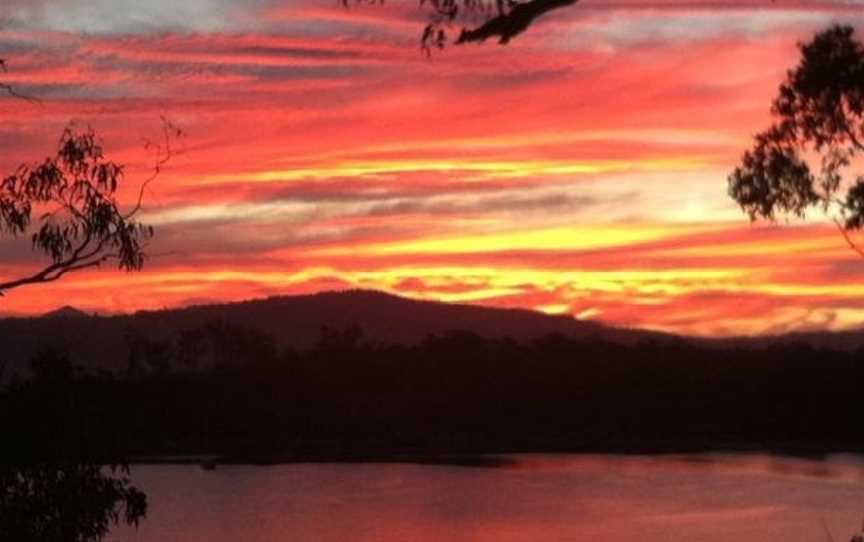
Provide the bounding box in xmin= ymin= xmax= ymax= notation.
xmin=2 ymin=0 xmax=864 ymax=336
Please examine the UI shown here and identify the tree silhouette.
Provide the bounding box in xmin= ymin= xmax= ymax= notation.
xmin=0 ymin=126 xmax=167 ymax=538
xmin=450 ymin=0 xmax=577 ymax=46
xmin=0 ymin=121 xmax=180 ymax=295
xmin=351 ymin=0 xmax=579 ymax=53
xmin=729 ymin=25 xmax=864 ymax=255
xmin=0 ymin=63 xmax=178 ymax=540
xmin=1 ymin=349 xmax=147 ymax=542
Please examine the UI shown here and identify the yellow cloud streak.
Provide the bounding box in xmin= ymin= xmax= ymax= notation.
xmin=666 ymin=235 xmax=846 ymax=258
xmin=199 ymin=157 xmax=708 ymax=184
xmin=306 ymin=224 xmax=713 ymax=256
xmin=45 ymin=266 xmax=738 ymax=298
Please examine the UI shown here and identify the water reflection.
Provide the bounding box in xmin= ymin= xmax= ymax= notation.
xmin=111 ymin=454 xmax=864 ymax=542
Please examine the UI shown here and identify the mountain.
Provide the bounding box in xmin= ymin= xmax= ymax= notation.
xmin=3 ymin=289 xmax=864 ymax=380
xmin=41 ymin=306 xmax=91 ymax=319
xmin=0 ymin=289 xmax=669 ymax=377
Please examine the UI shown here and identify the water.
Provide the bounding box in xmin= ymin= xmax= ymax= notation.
xmin=111 ymin=454 xmax=864 ymax=542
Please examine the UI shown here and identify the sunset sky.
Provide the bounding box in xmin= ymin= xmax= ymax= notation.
xmin=2 ymin=0 xmax=864 ymax=335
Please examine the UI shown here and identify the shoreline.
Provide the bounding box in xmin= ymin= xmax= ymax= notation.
xmin=129 ymin=443 xmax=864 ymax=467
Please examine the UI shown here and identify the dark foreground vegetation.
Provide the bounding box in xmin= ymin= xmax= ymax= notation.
xmin=4 ymin=321 xmax=864 ymax=466
xmin=3 ymin=320 xmax=864 ymax=540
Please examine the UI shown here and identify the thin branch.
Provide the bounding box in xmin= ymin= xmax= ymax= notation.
xmin=0 ymin=266 xmax=61 ymax=294
xmin=68 ymin=237 xmax=108 ymax=269
xmin=0 ymin=82 xmax=40 ymax=104
xmin=42 ymin=254 xmax=117 ymax=282
xmin=833 ymin=217 xmax=864 ymax=258
xmin=0 ymin=221 xmax=109 ymax=296
xmin=124 ymin=118 xmax=182 ymax=220
xmin=0 ymin=252 xmax=116 ymax=294
xmin=0 ymin=59 xmax=41 ymax=105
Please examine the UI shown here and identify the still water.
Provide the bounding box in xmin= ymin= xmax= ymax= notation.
xmin=112 ymin=454 xmax=864 ymax=542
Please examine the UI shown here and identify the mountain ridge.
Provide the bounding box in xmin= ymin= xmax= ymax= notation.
xmin=0 ymin=289 xmax=664 ymax=376
xmin=1 ymin=289 xmax=862 ymax=379
xmin=40 ymin=305 xmax=91 ymax=319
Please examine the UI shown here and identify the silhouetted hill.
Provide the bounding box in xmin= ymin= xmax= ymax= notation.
xmin=41 ymin=306 xmax=90 ymax=319
xmin=0 ymin=289 xmax=667 ymax=377
xmin=5 ymin=290 xmax=864 ymax=456
xmin=695 ymin=328 xmax=864 ymax=352
xmin=4 ymin=289 xmax=864 ymax=380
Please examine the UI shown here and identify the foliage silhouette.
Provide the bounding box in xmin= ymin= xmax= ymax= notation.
xmin=450 ymin=0 xmax=578 ymax=45
xmin=38 ymin=320 xmax=864 ymax=460
xmin=349 ymin=0 xmax=579 ymax=53
xmin=4 ymin=318 xmax=864 ymax=538
xmin=0 ymin=72 xmax=177 ymax=538
xmin=729 ymin=25 xmax=864 ymax=255
xmin=0 ymin=349 xmax=146 ymax=542
xmin=0 ymin=122 xmax=179 ymax=295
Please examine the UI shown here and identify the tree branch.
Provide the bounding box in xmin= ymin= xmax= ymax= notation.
xmin=0 ymin=58 xmax=41 ymax=105
xmin=0 ymin=252 xmax=116 ymax=294
xmin=833 ymin=217 xmax=864 ymax=259
xmin=455 ymin=0 xmax=578 ymax=45
xmin=42 ymin=254 xmax=116 ymax=282
xmin=0 ymin=122 xmax=181 ymax=297
xmin=124 ymin=117 xmax=182 ymax=220
xmin=0 ymin=201 xmax=111 ymax=295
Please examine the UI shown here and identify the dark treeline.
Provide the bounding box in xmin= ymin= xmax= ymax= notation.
xmin=4 ymin=321 xmax=864 ymax=464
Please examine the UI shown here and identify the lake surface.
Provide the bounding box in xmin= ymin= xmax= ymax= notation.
xmin=111 ymin=454 xmax=864 ymax=542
